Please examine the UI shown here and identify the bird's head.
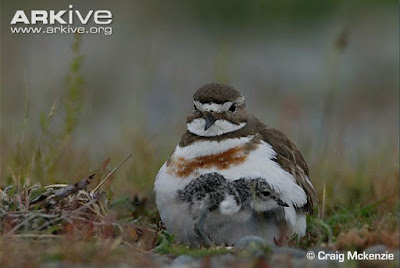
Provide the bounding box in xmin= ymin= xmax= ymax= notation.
xmin=249 ymin=179 xmax=289 ymax=211
xmin=186 ymin=83 xmax=249 ymax=137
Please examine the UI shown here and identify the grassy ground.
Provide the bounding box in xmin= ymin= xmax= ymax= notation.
xmin=1 ymin=37 xmax=398 ymax=267
xmin=1 ymin=129 xmax=398 ymax=267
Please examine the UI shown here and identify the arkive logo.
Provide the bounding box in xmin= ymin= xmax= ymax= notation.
xmin=10 ymin=5 xmax=113 ymax=36
xmin=11 ymin=5 xmax=112 ymax=25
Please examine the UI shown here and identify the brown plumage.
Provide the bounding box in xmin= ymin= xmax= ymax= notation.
xmin=167 ymin=146 xmax=248 ymax=178
xmin=259 ymin=125 xmax=318 ymax=214
xmin=193 ymin=83 xmax=243 ymax=104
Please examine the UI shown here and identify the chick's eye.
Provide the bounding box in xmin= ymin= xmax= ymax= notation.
xmin=261 ymin=191 xmax=270 ymax=197
xmin=229 ymin=104 xmax=236 ymax=112
xmin=193 ymin=104 xmax=198 ymax=111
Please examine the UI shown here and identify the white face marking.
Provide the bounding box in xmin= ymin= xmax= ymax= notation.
xmin=187 ymin=118 xmax=246 ymax=137
xmin=193 ymin=101 xmax=233 ymax=113
xmin=190 ymin=98 xmax=247 ymax=137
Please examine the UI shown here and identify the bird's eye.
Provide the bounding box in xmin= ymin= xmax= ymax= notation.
xmin=261 ymin=191 xmax=270 ymax=197
xmin=229 ymin=104 xmax=236 ymax=112
xmin=194 ymin=104 xmax=198 ymax=111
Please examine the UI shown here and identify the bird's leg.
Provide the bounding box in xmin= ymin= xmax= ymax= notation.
xmin=194 ymin=209 xmax=212 ymax=246
xmin=274 ymin=222 xmax=289 ymax=247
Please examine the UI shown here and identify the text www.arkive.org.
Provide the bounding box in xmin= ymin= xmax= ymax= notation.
xmin=10 ymin=25 xmax=112 ymax=35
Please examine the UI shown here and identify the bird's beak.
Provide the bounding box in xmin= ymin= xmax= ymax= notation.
xmin=204 ymin=113 xmax=217 ymax=130
xmin=278 ymin=200 xmax=289 ymax=207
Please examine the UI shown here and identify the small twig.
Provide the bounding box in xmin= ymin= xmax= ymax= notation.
xmin=12 ymin=233 xmax=60 ymax=239
xmin=23 ymin=213 xmax=60 ymax=219
xmin=319 ymin=179 xmax=326 ymax=219
xmin=45 ymin=184 xmax=69 ymax=189
xmin=54 ymin=173 xmax=95 ymax=200
xmin=1 ymin=211 xmax=30 ymax=215
xmin=91 ymin=154 xmax=132 ymax=195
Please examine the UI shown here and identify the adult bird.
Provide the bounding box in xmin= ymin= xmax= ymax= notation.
xmin=154 ymin=83 xmax=318 ymax=246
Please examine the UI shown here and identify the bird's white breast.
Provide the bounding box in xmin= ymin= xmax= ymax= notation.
xmin=155 ymin=136 xmax=307 ymax=208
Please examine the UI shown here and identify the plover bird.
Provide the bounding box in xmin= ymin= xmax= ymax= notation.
xmin=154 ymin=83 xmax=318 ymax=246
xmin=177 ymin=172 xmax=289 ymax=245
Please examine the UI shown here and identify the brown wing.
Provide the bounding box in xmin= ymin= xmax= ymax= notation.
xmin=258 ymin=125 xmax=318 ymax=214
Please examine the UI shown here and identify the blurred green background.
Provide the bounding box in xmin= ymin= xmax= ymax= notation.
xmin=1 ymin=0 xmax=398 ymax=207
